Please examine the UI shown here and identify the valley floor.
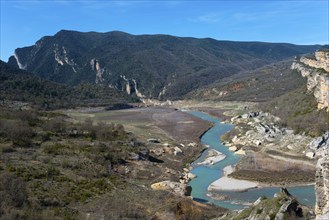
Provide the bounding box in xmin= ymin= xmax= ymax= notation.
xmin=175 ymin=100 xmax=316 ymax=187
xmin=0 ymin=100 xmax=317 ymax=219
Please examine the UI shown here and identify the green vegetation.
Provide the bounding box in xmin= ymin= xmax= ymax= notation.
xmin=8 ymin=30 xmax=319 ymax=100
xmin=0 ymin=107 xmax=146 ymax=219
xmin=222 ymin=190 xmax=314 ymax=220
xmin=187 ymin=61 xmax=306 ymax=102
xmin=0 ymin=61 xmax=138 ymax=110
xmin=0 ymin=106 xmax=226 ymax=219
xmin=260 ymin=85 xmax=329 ymax=136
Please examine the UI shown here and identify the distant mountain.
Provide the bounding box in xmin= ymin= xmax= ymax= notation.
xmin=0 ymin=60 xmax=137 ymax=109
xmin=8 ymin=30 xmax=321 ymax=100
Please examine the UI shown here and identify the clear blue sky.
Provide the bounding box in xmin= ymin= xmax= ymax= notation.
xmin=1 ymin=0 xmax=328 ymax=61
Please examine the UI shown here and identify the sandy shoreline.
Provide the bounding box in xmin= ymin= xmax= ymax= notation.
xmin=197 ymin=149 xmax=226 ymax=166
xmin=208 ymin=165 xmax=259 ymax=192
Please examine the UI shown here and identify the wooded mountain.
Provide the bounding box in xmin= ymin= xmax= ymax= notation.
xmin=8 ymin=30 xmax=320 ymax=100
xmin=0 ymin=61 xmax=137 ymax=109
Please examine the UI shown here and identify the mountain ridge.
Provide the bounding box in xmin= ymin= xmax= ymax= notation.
xmin=8 ymin=30 xmax=321 ymax=100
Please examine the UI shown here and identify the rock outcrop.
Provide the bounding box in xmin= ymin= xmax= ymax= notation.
xmin=306 ymin=130 xmax=329 ymax=219
xmin=292 ymin=49 xmax=329 ymax=111
xmin=225 ymin=188 xmax=315 ymax=220
xmin=90 ymin=58 xmax=105 ymax=84
xmin=315 ymin=157 xmax=329 ymax=219
xmin=307 ymin=131 xmax=329 ymax=158
xmin=229 ymin=111 xmax=312 ymax=154
xmin=292 ymin=50 xmax=329 ymax=218
xmin=151 ymin=180 xmax=191 ymax=196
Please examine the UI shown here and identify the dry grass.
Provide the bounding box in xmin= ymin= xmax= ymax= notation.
xmin=231 ymin=152 xmax=316 ymax=185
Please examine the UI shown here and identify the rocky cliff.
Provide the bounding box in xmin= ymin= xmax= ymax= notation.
xmin=293 ymin=50 xmax=329 ymax=218
xmin=292 ymin=50 xmax=329 ymax=111
xmin=307 ymin=131 xmax=329 ymax=219
xmin=315 ymin=156 xmax=329 ymax=219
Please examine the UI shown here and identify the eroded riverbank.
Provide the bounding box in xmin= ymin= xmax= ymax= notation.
xmin=186 ymin=110 xmax=315 ymax=210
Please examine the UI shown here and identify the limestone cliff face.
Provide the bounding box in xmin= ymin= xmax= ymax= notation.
xmin=119 ymin=75 xmax=145 ymax=98
xmin=90 ymin=58 xmax=105 ymax=84
xmin=315 ymin=157 xmax=329 ymax=219
xmin=300 ymin=51 xmax=329 ymax=72
xmin=292 ymin=50 xmax=329 ymax=111
xmin=308 ymin=131 xmax=329 ymax=219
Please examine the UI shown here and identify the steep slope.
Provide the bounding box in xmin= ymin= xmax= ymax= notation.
xmin=291 ymin=49 xmax=329 ymax=111
xmin=186 ymin=60 xmax=306 ymax=101
xmin=258 ymin=49 xmax=329 ymax=136
xmin=8 ymin=30 xmax=320 ymax=100
xmin=0 ymin=61 xmax=137 ymax=109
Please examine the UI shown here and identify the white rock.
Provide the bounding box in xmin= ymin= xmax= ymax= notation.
xmin=183 ymin=168 xmax=189 ymax=172
xmin=187 ymin=173 xmax=197 ymax=179
xmin=229 ymin=146 xmax=238 ymax=151
xmin=306 ymin=151 xmax=315 ymax=159
xmin=254 ymin=197 xmax=262 ymax=206
xmin=187 ymin=142 xmax=197 ymax=147
xmin=235 ymin=149 xmax=246 ymax=155
xmin=174 ymin=147 xmax=183 ymax=156
xmin=287 ymin=144 xmax=294 ymax=150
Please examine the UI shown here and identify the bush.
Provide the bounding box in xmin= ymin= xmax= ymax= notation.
xmin=16 ymin=110 xmax=39 ymax=126
xmin=0 ymin=172 xmax=28 ymax=208
xmin=42 ymin=116 xmax=67 ymax=133
xmin=1 ymin=146 xmax=15 ymax=153
xmin=0 ymin=119 xmax=34 ymax=147
xmin=260 ymin=85 xmax=329 ymax=136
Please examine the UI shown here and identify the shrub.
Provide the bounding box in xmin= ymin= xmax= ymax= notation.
xmin=42 ymin=116 xmax=67 ymax=133
xmin=0 ymin=172 xmax=28 ymax=208
xmin=16 ymin=110 xmax=39 ymax=126
xmin=260 ymin=85 xmax=329 ymax=136
xmin=0 ymin=119 xmax=34 ymax=147
xmin=1 ymin=146 xmax=15 ymax=153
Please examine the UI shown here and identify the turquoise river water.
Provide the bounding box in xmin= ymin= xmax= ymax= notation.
xmin=187 ymin=111 xmax=315 ymax=210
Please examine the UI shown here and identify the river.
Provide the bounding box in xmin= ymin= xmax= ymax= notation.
xmin=187 ymin=111 xmax=315 ymax=210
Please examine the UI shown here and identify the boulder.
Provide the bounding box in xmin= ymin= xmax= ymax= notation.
xmin=187 ymin=173 xmax=197 ymax=179
xmin=174 ymin=147 xmax=183 ymax=156
xmin=152 ymin=148 xmax=165 ymax=156
xmin=147 ymin=138 xmax=160 ymax=143
xmin=306 ymin=151 xmax=315 ymax=159
xmin=183 ymin=168 xmax=189 ymax=172
xmin=254 ymin=140 xmax=262 ymax=146
xmin=187 ymin=142 xmax=197 ymax=147
xmin=151 ymin=181 xmax=190 ymax=196
xmin=163 ymin=146 xmax=173 ymax=154
xmin=229 ymin=146 xmax=238 ymax=151
xmin=235 ymin=149 xmax=246 ymax=155
xmin=151 ymin=181 xmax=170 ymax=190
xmin=309 ymin=131 xmax=329 ymax=151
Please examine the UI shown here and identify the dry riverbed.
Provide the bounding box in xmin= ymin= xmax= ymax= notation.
xmin=65 ymin=101 xmax=316 ymax=208
xmin=173 ymin=100 xmax=317 ymax=188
